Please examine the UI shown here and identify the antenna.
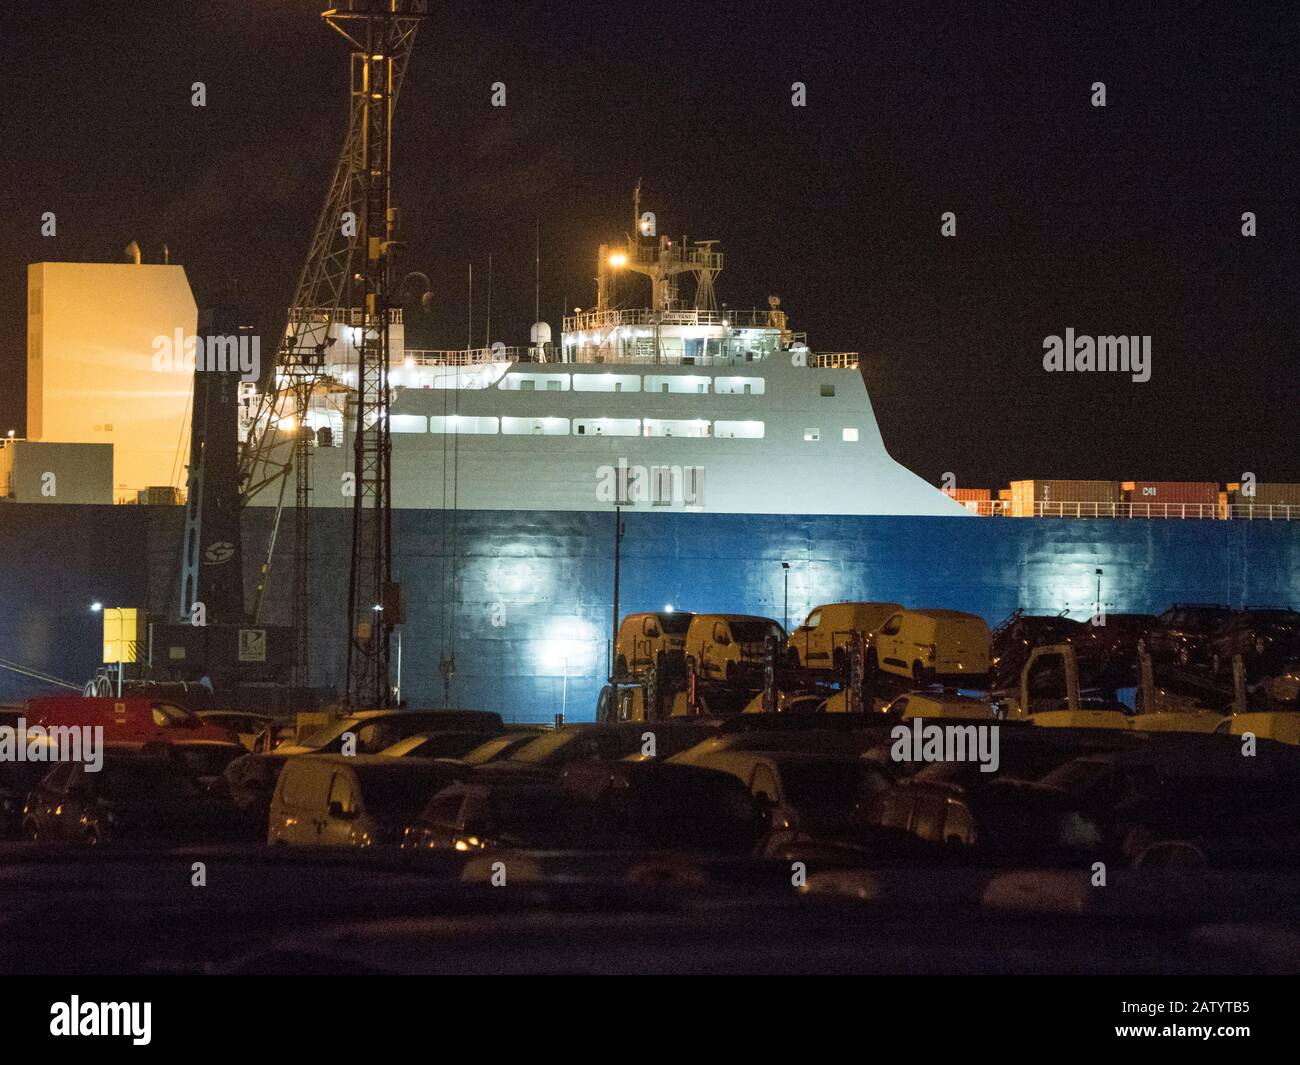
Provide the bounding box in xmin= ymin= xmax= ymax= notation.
xmin=485 ymin=254 xmax=492 ymax=349
xmin=467 ymin=263 xmax=473 ymax=351
xmin=534 ymin=220 xmax=540 ymax=323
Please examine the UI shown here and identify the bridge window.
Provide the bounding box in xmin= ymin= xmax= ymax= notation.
xmin=714 ymin=420 xmax=764 ymax=439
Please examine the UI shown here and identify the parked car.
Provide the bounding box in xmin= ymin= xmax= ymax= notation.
xmin=267 ymin=755 xmax=461 ymax=848
xmin=683 ymin=614 xmax=786 ymax=684
xmin=868 ymin=609 xmax=992 ymax=687
xmin=614 ymin=611 xmax=694 ymax=678
xmin=0 ymin=759 xmax=51 ymax=839
xmin=1205 ymin=608 xmax=1300 ymax=680
xmin=22 ymin=751 xmax=244 ymax=846
xmin=671 ymin=747 xmax=891 ymax=838
xmin=195 ymin=710 xmax=290 ymax=751
xmin=446 ymin=729 xmax=550 ymax=766
xmin=380 ymin=730 xmax=512 ymax=761
xmin=479 ymin=721 xmax=722 ymax=779
xmin=881 ymin=692 xmax=999 ymax=720
xmin=276 ymin=709 xmax=504 ymax=755
xmin=402 ymin=780 xmax=582 ymax=852
xmin=1144 ymin=604 xmax=1234 ymax=669
xmin=1037 ymin=738 xmax=1300 ymax=864
xmin=867 ymin=777 xmax=1102 ymax=865
xmin=1073 ymin=613 xmax=1159 ymax=684
xmin=786 ymin=601 xmax=901 ymax=672
xmin=140 ymin=738 xmax=247 ymax=788
xmin=990 ymin=613 xmax=1087 ymax=689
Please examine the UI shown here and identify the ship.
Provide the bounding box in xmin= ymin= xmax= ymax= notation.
xmin=241 ymin=194 xmax=966 ymax=518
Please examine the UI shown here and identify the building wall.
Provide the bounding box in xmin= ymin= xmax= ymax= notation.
xmin=27 ymin=262 xmax=196 ymax=502
xmin=5 ymin=504 xmax=1295 ymax=717
xmin=0 ymin=441 xmax=113 ymax=503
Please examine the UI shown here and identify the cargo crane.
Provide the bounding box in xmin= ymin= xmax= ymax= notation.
xmin=235 ymin=2 xmax=423 ymax=707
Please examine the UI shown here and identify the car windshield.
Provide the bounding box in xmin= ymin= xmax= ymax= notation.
xmin=354 ymin=767 xmax=448 ymax=822
xmin=730 ymin=621 xmax=782 ymax=642
xmin=100 ymin=763 xmax=202 ymax=800
xmin=660 ymin=614 xmax=692 ymax=635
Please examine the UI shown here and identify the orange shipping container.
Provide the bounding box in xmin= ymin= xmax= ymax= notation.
xmin=941 ymin=487 xmax=992 ymax=502
xmin=1122 ymin=481 xmax=1218 ymax=506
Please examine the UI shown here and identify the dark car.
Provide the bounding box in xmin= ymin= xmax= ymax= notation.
xmin=477 ymin=721 xmax=721 ymax=780
xmin=1038 ymin=738 xmax=1300 ymax=866
xmin=281 ymin=709 xmax=505 ymax=755
xmin=1144 ymin=604 xmax=1235 ymax=669
xmin=1204 ymin=608 xmax=1300 ymax=680
xmin=1073 ymin=613 xmax=1159 ymax=683
xmin=0 ymin=760 xmax=51 ymax=839
xmin=22 ymin=751 xmax=245 ymax=846
xmin=867 ymin=777 xmax=1102 ymax=865
xmin=402 ymin=780 xmax=584 ymax=852
xmin=990 ymin=613 xmax=1087 ymax=689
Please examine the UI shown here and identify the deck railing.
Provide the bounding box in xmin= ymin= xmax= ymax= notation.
xmin=959 ymin=500 xmax=1300 ymax=520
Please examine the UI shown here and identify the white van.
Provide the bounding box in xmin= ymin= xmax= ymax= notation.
xmin=787 ymin=601 xmax=902 ymax=672
xmin=683 ymin=614 xmax=786 ymax=684
xmin=868 ymin=609 xmax=992 ymax=687
xmin=267 ymin=754 xmax=457 ymax=848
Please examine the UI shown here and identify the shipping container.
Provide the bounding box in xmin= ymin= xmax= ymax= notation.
xmin=1009 ymin=479 xmax=1121 ymax=516
xmin=1121 ymin=481 xmax=1218 ymax=506
xmin=1227 ymin=482 xmax=1300 ymax=507
xmin=941 ymin=487 xmax=992 ymax=502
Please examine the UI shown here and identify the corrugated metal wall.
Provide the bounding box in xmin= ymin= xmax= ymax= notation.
xmin=1 ymin=504 xmax=1297 ymax=718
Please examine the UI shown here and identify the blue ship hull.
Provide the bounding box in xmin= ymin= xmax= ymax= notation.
xmin=1 ymin=504 xmax=1296 ymax=718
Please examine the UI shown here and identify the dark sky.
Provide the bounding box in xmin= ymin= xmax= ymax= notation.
xmin=2 ymin=0 xmax=1296 ymax=489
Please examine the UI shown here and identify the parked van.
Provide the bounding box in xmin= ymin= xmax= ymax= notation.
xmin=22 ymin=696 xmax=233 ymax=745
xmin=787 ymin=601 xmax=902 ymax=672
xmin=868 ymin=609 xmax=992 ymax=687
xmin=267 ymin=754 xmax=459 ymax=848
xmin=683 ymin=614 xmax=786 ymax=684
xmin=613 ymin=611 xmax=694 ymax=678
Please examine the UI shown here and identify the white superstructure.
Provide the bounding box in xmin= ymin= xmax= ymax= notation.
xmin=244 ymin=203 xmax=965 ymax=517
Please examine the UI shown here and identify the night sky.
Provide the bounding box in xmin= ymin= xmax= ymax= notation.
xmin=2 ymin=0 xmax=1296 ymax=490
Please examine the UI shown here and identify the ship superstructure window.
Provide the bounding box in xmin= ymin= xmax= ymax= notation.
xmin=502 ymin=416 xmax=569 ymax=436
xmin=389 ymin=415 xmax=428 ymax=434
xmin=645 ymin=374 xmax=711 ymax=395
xmin=820 ymin=384 xmax=836 ymax=397
xmin=573 ymin=373 xmax=641 ymax=393
xmin=804 ymin=428 xmax=820 ymax=442
xmin=500 ymin=373 xmax=570 ymax=391
xmin=574 ymin=418 xmax=640 ymax=437
xmin=644 ymin=418 xmax=710 ymax=439
xmin=842 ymin=427 xmax=859 ymax=442
xmin=715 ymin=420 xmax=765 ymax=439
xmin=714 ymin=376 xmax=765 ymax=396
xmin=429 ymin=415 xmax=499 ymax=434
